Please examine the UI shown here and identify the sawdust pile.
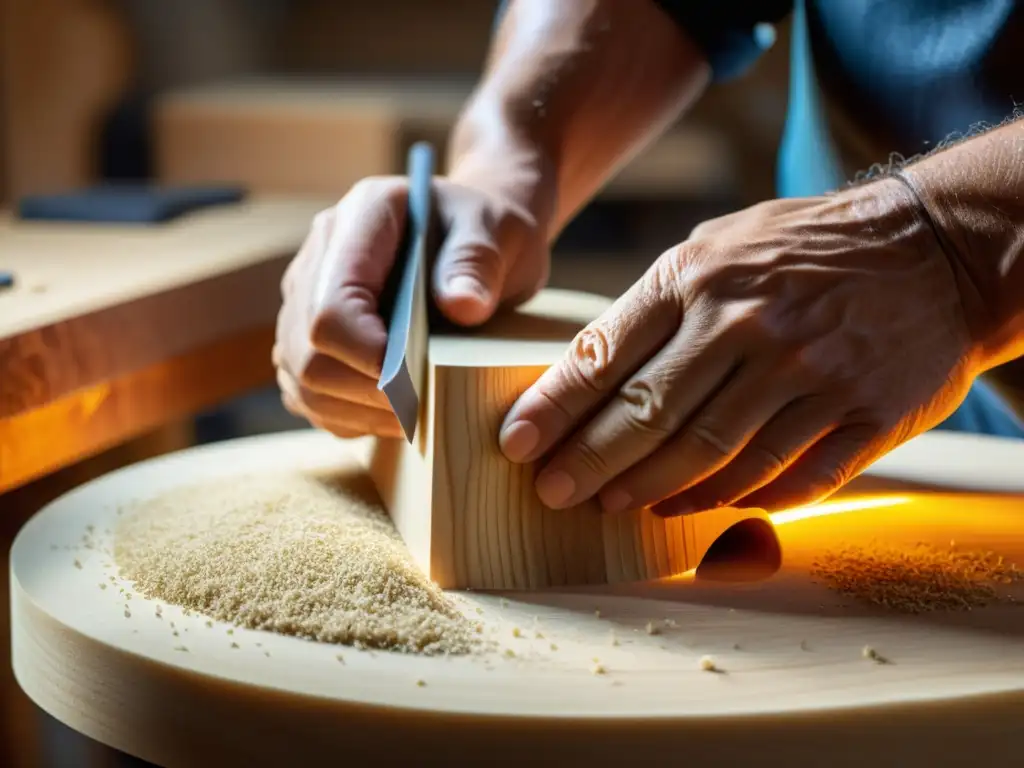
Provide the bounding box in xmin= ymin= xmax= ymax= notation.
xmin=113 ymin=473 xmax=477 ymax=655
xmin=811 ymin=541 xmax=1022 ymax=613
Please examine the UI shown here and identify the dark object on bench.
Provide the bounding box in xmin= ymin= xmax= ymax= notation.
xmin=17 ymin=184 xmax=247 ymax=224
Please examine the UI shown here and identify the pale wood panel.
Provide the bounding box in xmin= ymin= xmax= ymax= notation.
xmin=9 ymin=430 xmax=1024 ymax=766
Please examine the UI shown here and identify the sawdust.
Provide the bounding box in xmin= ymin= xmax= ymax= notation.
xmin=113 ymin=472 xmax=478 ymax=655
xmin=811 ymin=541 xmax=1023 ymax=613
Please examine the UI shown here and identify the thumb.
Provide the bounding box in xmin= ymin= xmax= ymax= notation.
xmin=433 ymin=213 xmax=508 ymax=327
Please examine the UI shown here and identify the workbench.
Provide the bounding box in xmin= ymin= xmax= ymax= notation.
xmin=0 ymin=197 xmax=325 ymax=495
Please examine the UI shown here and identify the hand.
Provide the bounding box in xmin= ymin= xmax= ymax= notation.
xmin=275 ymin=176 xmax=548 ymax=437
xmin=498 ymin=178 xmax=981 ymax=514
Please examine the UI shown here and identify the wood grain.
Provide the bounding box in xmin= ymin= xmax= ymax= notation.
xmin=10 ymin=430 xmax=1024 ymax=767
xmin=0 ymin=198 xmax=326 ymax=492
xmin=370 ymin=289 xmax=781 ymax=589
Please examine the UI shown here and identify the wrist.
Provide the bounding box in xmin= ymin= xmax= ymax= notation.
xmin=895 ymin=139 xmax=1024 ymax=369
xmin=447 ymin=96 xmax=559 ymax=242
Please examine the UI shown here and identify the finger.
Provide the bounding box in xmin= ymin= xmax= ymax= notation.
xmin=282 ymin=388 xmax=405 ymax=438
xmin=293 ymin=354 xmax=391 ymax=409
xmin=531 ymin=320 xmax=745 ymax=510
xmin=433 ymin=199 xmax=505 ymax=327
xmin=308 ymin=179 xmax=408 ymax=378
xmin=733 ymin=422 xmax=882 ymax=512
xmin=642 ymin=396 xmax=840 ymax=516
xmin=277 ymin=367 xmax=393 ymax=419
xmin=276 ymin=301 xmax=390 ymax=410
xmin=498 ymin=263 xmax=681 ymax=464
xmin=554 ymin=357 xmax=793 ymax=513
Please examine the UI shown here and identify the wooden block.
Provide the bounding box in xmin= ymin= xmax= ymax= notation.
xmin=369 ymin=288 xmax=780 ymax=589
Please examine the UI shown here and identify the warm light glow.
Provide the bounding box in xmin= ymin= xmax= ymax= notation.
xmin=770 ymin=495 xmax=912 ymax=526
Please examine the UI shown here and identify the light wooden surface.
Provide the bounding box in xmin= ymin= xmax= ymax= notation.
xmin=10 ymin=429 xmax=1024 ymax=767
xmin=369 ymin=289 xmax=780 ymax=589
xmin=153 ymin=78 xmax=735 ymax=199
xmin=0 ymin=197 xmax=327 ymax=493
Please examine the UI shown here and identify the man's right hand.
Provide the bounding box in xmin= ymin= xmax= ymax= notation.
xmin=273 ymin=176 xmax=549 ymax=438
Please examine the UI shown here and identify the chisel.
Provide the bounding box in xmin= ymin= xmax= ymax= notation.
xmin=378 ymin=142 xmax=435 ymax=442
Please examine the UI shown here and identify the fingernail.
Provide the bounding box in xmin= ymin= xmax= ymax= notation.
xmin=499 ymin=420 xmax=539 ymax=462
xmin=446 ymin=274 xmax=488 ymax=301
xmin=599 ymin=488 xmax=632 ymax=515
xmin=536 ymin=470 xmax=575 ymax=508
xmin=652 ymin=497 xmax=693 ymax=518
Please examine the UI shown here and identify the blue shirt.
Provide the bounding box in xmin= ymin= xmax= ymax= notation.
xmin=652 ymin=0 xmax=1024 ymax=196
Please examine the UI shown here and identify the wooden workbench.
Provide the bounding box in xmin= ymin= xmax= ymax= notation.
xmin=0 ymin=196 xmax=326 ymax=496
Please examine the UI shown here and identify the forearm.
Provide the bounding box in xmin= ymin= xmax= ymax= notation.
xmin=897 ymin=117 xmax=1024 ymax=370
xmin=448 ymin=0 xmax=709 ymax=240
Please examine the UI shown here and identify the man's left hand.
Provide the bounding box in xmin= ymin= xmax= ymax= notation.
xmin=498 ymin=178 xmax=982 ymax=515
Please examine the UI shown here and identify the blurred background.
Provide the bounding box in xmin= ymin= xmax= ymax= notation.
xmin=1 ymin=1 xmax=791 ymax=764
xmin=3 ymin=0 xmax=792 ymax=441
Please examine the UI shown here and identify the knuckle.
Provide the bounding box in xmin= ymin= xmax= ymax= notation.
xmin=617 ymin=378 xmax=671 ymax=436
xmin=655 ymin=244 xmax=688 ymax=287
xmin=748 ymin=199 xmax=778 ymax=220
xmin=805 ymin=462 xmax=852 ymax=498
xmin=566 ymin=324 xmax=616 ymax=392
xmin=688 ymin=421 xmax=735 ymax=459
xmin=532 ymin=386 xmax=576 ymax=423
xmin=744 ymin=442 xmax=789 ymax=477
xmin=793 ymin=343 xmax=858 ymax=389
xmin=688 ymin=220 xmax=712 ymax=241
xmin=311 ymin=207 xmax=334 ymax=230
xmin=347 ymin=175 xmax=406 ymax=208
xmin=650 ymin=242 xmax=708 ymax=302
xmin=571 ymin=438 xmax=612 ymax=478
xmin=295 ymin=352 xmax=327 ymax=388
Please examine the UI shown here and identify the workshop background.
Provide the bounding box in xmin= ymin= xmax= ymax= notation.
xmin=1 ymin=1 xmax=790 ymax=764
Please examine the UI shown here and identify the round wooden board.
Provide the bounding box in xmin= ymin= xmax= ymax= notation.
xmin=11 ymin=430 xmax=1024 ymax=767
